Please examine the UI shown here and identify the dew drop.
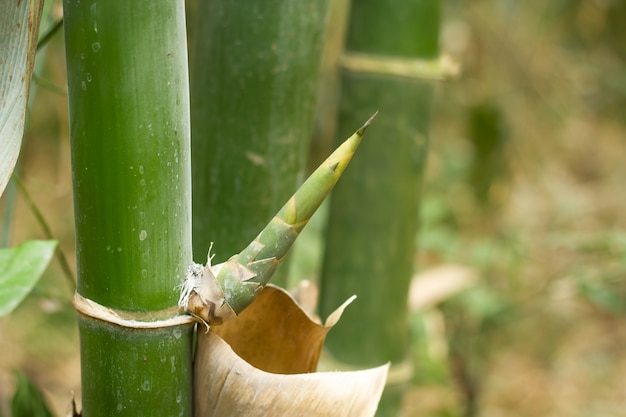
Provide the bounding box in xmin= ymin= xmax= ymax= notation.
xmin=139 ymin=230 xmax=147 ymax=241
xmin=90 ymin=4 xmax=98 ymax=33
xmin=86 ymin=73 xmax=92 ymax=82
xmin=141 ymin=379 xmax=151 ymax=391
xmin=91 ymin=42 xmax=101 ymax=52
xmin=172 ymin=328 xmax=182 ymax=339
xmin=139 ymin=165 xmax=144 ymax=174
xmin=81 ymin=81 xmax=87 ymax=91
xmin=141 ymin=269 xmax=147 ymax=278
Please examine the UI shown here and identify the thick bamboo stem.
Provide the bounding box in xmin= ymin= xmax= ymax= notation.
xmin=64 ymin=1 xmax=194 ymax=415
xmin=189 ymin=0 xmax=330 ymax=287
xmin=319 ymin=1 xmax=441 ymax=415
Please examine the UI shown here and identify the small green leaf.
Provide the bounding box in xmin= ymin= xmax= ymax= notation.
xmin=577 ymin=277 xmax=625 ymax=315
xmin=0 ymin=240 xmax=56 ymax=317
xmin=11 ymin=371 xmax=54 ymax=417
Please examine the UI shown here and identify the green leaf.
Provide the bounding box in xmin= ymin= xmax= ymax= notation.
xmin=0 ymin=0 xmax=43 ymax=197
xmin=577 ymin=277 xmax=626 ymax=314
xmin=0 ymin=240 xmax=56 ymax=317
xmin=11 ymin=371 xmax=54 ymax=417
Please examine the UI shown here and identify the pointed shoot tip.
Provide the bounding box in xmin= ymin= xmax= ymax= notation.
xmin=357 ymin=111 xmax=379 ymax=136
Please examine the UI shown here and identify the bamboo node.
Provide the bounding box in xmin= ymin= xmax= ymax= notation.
xmin=339 ymin=52 xmax=460 ymax=81
xmin=73 ymin=293 xmax=194 ymax=329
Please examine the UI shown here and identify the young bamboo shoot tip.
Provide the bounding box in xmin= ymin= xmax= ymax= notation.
xmin=357 ymin=111 xmax=379 ymax=136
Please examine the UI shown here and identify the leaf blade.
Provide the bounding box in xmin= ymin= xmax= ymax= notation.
xmin=0 ymin=239 xmax=56 ymax=317
xmin=11 ymin=371 xmax=54 ymax=417
xmin=0 ymin=0 xmax=44 ymax=196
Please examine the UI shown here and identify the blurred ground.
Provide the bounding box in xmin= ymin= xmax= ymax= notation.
xmin=1 ymin=1 xmax=626 ymax=416
xmin=405 ymin=2 xmax=626 ymax=416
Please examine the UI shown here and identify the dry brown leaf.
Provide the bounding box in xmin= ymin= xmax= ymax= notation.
xmin=66 ymin=395 xmax=80 ymax=417
xmin=195 ymin=284 xmax=387 ymax=416
xmin=194 ymin=331 xmax=389 ymax=417
xmin=409 ymin=265 xmax=477 ymax=311
xmin=211 ymin=284 xmax=352 ymax=374
xmin=288 ymin=279 xmax=319 ymax=318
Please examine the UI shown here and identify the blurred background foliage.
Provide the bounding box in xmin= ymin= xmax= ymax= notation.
xmin=2 ymin=1 xmax=626 ymax=416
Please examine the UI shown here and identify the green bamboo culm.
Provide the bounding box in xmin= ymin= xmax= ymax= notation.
xmin=63 ymin=1 xmax=193 ymax=416
xmin=189 ymin=0 xmax=330 ymax=288
xmin=318 ymin=1 xmax=441 ymax=416
xmin=181 ymin=116 xmax=375 ymax=324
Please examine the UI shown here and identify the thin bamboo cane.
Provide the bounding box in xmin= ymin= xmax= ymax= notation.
xmin=64 ymin=1 xmax=193 ymax=415
xmin=189 ymin=0 xmax=330 ymax=287
xmin=319 ymin=1 xmax=442 ymax=415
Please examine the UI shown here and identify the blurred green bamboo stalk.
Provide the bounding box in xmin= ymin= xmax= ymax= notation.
xmin=64 ymin=1 xmax=194 ymax=415
xmin=319 ymin=1 xmax=441 ymax=415
xmin=467 ymin=100 xmax=510 ymax=207
xmin=188 ymin=0 xmax=330 ymax=288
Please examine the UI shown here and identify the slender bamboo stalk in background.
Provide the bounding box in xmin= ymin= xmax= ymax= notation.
xmin=319 ymin=1 xmax=441 ymax=415
xmin=188 ymin=0 xmax=330 ymax=288
xmin=63 ymin=1 xmax=194 ymax=416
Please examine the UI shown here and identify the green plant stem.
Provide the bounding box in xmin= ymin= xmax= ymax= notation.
xmin=37 ymin=17 xmax=62 ymax=51
xmin=12 ymin=174 xmax=74 ymax=289
xmin=1 ymin=172 xmax=17 ymax=247
xmin=189 ymin=0 xmax=330 ymax=288
xmin=63 ymin=1 xmax=193 ymax=415
xmin=319 ymin=1 xmax=441 ymax=415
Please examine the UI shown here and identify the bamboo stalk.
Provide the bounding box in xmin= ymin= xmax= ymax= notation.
xmin=318 ymin=1 xmax=442 ymax=415
xmin=189 ymin=0 xmax=330 ymax=287
xmin=63 ymin=1 xmax=194 ymax=415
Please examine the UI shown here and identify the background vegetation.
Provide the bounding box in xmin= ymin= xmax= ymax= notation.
xmin=2 ymin=1 xmax=626 ymax=416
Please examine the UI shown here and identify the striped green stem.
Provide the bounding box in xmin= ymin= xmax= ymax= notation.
xmin=64 ymin=1 xmax=194 ymax=415
xmin=189 ymin=0 xmax=331 ymax=290
xmin=318 ymin=1 xmax=441 ymax=415
xmin=180 ymin=114 xmax=376 ymax=325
